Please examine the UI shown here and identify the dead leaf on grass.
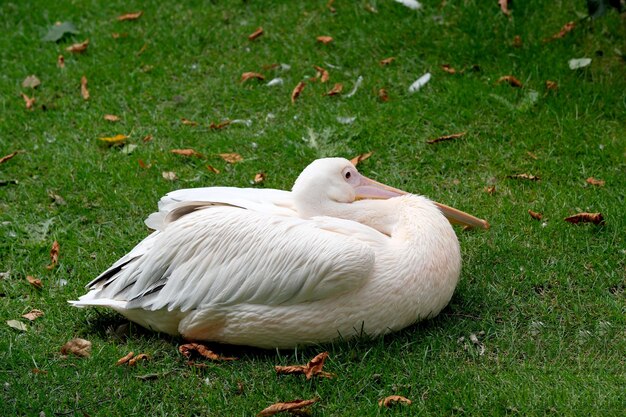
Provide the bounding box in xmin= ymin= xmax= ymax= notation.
xmin=586 ymin=177 xmax=605 ymax=187
xmin=206 ymin=165 xmax=220 ymax=174
xmin=32 ymin=368 xmax=48 ymax=374
xmin=254 ymin=172 xmax=266 ymax=184
xmin=57 ymin=55 xmax=65 ymax=68
xmin=241 ymin=72 xmax=265 ymax=83
xmin=248 ymin=27 xmax=264 ymax=41
xmin=66 ymin=39 xmax=89 ymax=54
xmin=564 ymin=212 xmax=604 ymax=225
xmin=498 ymin=0 xmax=511 ymax=16
xmin=497 ymin=75 xmax=523 ymax=88
xmin=313 ymin=65 xmax=329 ymax=83
xmin=104 ymin=114 xmax=120 ymax=122
xmin=22 ymin=75 xmax=41 ymax=89
xmin=7 ymin=320 xmax=27 ymax=332
xmin=116 ymin=351 xmax=134 ymax=365
xmin=379 ymin=395 xmax=412 ymax=407
xmin=162 ymin=171 xmax=178 ymax=181
xmin=117 ymin=11 xmax=143 ymax=21
xmin=427 ymin=132 xmax=466 ymax=145
xmin=544 ymin=21 xmax=575 ymax=42
xmin=46 ymin=240 xmax=59 ymax=270
xmin=316 ymin=36 xmax=333 ymax=44
xmin=378 ymin=88 xmax=389 ymax=102
xmin=142 ymin=134 xmax=153 ymax=143
xmin=22 ymin=309 xmax=44 ymax=321
xmin=26 ymin=275 xmax=43 ymax=289
xmin=21 ymin=93 xmax=36 ymax=110
xmin=219 ymin=153 xmax=243 ymax=164
xmin=508 ymin=173 xmax=540 ymax=181
xmin=0 ymin=151 xmax=23 ymax=164
xmin=128 ymin=353 xmax=149 ymax=366
xmin=327 ymin=0 xmax=336 ymax=13
xmin=60 ymin=338 xmax=92 ymax=358
xmin=178 ymin=343 xmax=237 ymax=361
xmin=98 ymin=134 xmax=128 ymax=145
xmin=325 ymin=83 xmax=343 ymax=96
xmin=80 ymin=75 xmax=89 ymax=100
xmin=484 ymin=185 xmax=496 ymax=195
xmin=257 ymin=398 xmax=318 ymax=417
xmin=209 ymin=120 xmax=232 ymax=130
xmin=528 ymin=210 xmax=543 ymax=221
xmin=274 ymin=352 xmax=334 ymax=380
xmin=350 ymin=152 xmax=373 ymax=167
xmin=171 ymin=148 xmax=203 ymax=158
xmin=512 ymin=35 xmax=523 ymax=47
xmin=545 ymin=80 xmax=558 ymax=91
xmin=138 ymin=159 xmax=151 ymax=169
xmin=291 ymin=81 xmax=305 ymax=104
xmin=379 ymin=57 xmax=395 ymax=66
xmin=441 ymin=64 xmax=457 ymax=74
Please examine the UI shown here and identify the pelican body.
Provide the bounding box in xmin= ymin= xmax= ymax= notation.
xmin=72 ymin=158 xmax=488 ymax=348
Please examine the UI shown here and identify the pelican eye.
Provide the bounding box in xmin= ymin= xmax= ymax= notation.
xmin=345 ymin=171 xmax=351 ymax=179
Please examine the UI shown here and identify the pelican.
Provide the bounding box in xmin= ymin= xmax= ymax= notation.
xmin=71 ymin=158 xmax=488 ymax=348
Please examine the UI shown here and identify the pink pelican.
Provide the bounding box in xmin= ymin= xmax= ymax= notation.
xmin=72 ymin=158 xmax=488 ymax=348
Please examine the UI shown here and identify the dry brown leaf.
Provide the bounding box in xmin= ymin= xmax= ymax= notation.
xmin=508 ymin=173 xmax=540 ymax=181
xmin=32 ymin=368 xmax=48 ymax=374
xmin=80 ymin=76 xmax=89 ymax=100
xmin=0 ymin=151 xmax=23 ymax=164
xmin=545 ymin=21 xmax=575 ymax=42
xmin=275 ymin=352 xmax=334 ymax=380
xmin=254 ymin=172 xmax=266 ymax=184
xmin=57 ymin=55 xmax=65 ymax=68
xmin=248 ymin=27 xmax=264 ymax=41
xmin=564 ymin=212 xmax=604 ymax=225
xmin=60 ymin=338 xmax=92 ymax=358
xmin=545 ymin=80 xmax=558 ymax=91
xmin=441 ymin=64 xmax=456 ymax=74
xmin=104 ymin=114 xmax=120 ymax=122
xmin=128 ymin=353 xmax=149 ymax=366
xmin=427 ymin=132 xmax=466 ymax=145
xmin=47 ymin=240 xmax=59 ymax=270
xmin=22 ymin=309 xmax=44 ymax=321
xmin=171 ymin=148 xmax=203 ymax=158
xmin=206 ymin=165 xmax=220 ymax=174
xmin=162 ymin=171 xmax=178 ymax=181
xmin=21 ymin=93 xmax=36 ymax=110
xmin=241 ymin=72 xmax=265 ymax=83
xmin=142 ymin=134 xmax=153 ymax=143
xmin=22 ymin=75 xmax=41 ymax=89
xmin=497 ymin=75 xmax=523 ymax=88
xmin=219 ymin=153 xmax=243 ymax=164
xmin=209 ymin=120 xmax=232 ymax=130
xmin=180 ymin=118 xmax=198 ymax=126
xmin=325 ymin=83 xmax=343 ymax=96
xmin=138 ymin=159 xmax=151 ymax=169
xmin=178 ymin=343 xmax=237 ymax=361
xmin=499 ymin=0 xmax=511 ymax=16
xmin=26 ymin=275 xmax=43 ymax=289
xmin=291 ymin=81 xmax=305 ymax=104
xmin=526 ymin=151 xmax=539 ymax=160
xmin=117 ymin=11 xmax=143 ymax=21
xmin=116 ymin=352 xmax=135 ymax=366
xmin=586 ymin=177 xmax=605 ymax=187
xmin=316 ymin=36 xmax=333 ymax=44
xmin=512 ymin=35 xmax=523 ymax=47
xmin=66 ymin=39 xmax=89 ymax=54
xmin=257 ymin=398 xmax=318 ymax=417
xmin=380 ymin=57 xmax=395 ymax=66
xmin=484 ymin=185 xmax=496 ymax=195
xmin=379 ymin=395 xmax=412 ymax=407
xmin=350 ymin=152 xmax=373 ymax=167
xmin=528 ymin=210 xmax=543 ymax=221
xmin=313 ymin=66 xmax=329 ymax=83
xmin=378 ymin=88 xmax=389 ymax=102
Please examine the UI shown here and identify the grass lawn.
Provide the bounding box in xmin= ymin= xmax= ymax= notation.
xmin=1 ymin=0 xmax=625 ymax=415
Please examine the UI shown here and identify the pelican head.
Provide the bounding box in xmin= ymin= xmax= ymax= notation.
xmin=292 ymin=157 xmax=489 ymax=229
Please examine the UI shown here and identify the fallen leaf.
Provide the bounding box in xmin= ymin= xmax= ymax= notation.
xmin=499 ymin=0 xmax=511 ymax=16
xmin=219 ymin=153 xmax=243 ymax=164
xmin=512 ymin=35 xmax=523 ymax=47
xmin=291 ymin=81 xmax=305 ymax=104
xmin=138 ymin=159 xmax=151 ymax=169
xmin=117 ymin=11 xmax=143 ymax=21
xmin=178 ymin=343 xmax=237 ymax=361
xmin=275 ymin=352 xmax=334 ymax=380
xmin=206 ymin=165 xmax=220 ymax=174
xmin=142 ymin=134 xmax=153 ymax=143
xmin=569 ymin=58 xmax=591 ymax=70
xmin=22 ymin=75 xmax=41 ymax=89
xmin=60 ymin=338 xmax=92 ymax=358
xmin=441 ymin=64 xmax=456 ymax=74
xmin=46 ymin=240 xmax=59 ymax=270
xmin=327 ymin=0 xmax=336 ymax=13
xmin=0 ymin=151 xmax=23 ymax=164
xmin=378 ymin=88 xmax=389 ymax=102
xmin=508 ymin=173 xmax=540 ymax=181
xmin=248 ymin=27 xmax=264 ymax=41
xmin=564 ymin=212 xmax=604 ymax=225
xmin=325 ymin=83 xmax=343 ymax=96
xmin=379 ymin=395 xmax=412 ymax=407
xmin=257 ymin=398 xmax=318 ymax=417
xmin=497 ymin=75 xmax=523 ymax=88
xmin=162 ymin=171 xmax=178 ymax=181
xmin=241 ymin=72 xmax=265 ymax=83
xmin=104 ymin=114 xmax=120 ymax=122
xmin=545 ymin=80 xmax=558 ymax=91
xmin=254 ymin=172 xmax=266 ymax=184
xmin=544 ymin=21 xmax=575 ymax=42
xmin=7 ymin=320 xmax=27 ymax=332
xmin=128 ymin=353 xmax=149 ymax=366
xmin=209 ymin=120 xmax=232 ymax=130
xmin=42 ymin=21 xmax=79 ymax=42
xmin=316 ymin=36 xmax=333 ymax=44
xmin=180 ymin=118 xmax=198 ymax=126
xmin=98 ymin=134 xmax=128 ymax=145
xmin=313 ymin=65 xmax=329 ymax=83
xmin=350 ymin=152 xmax=373 ymax=166
xmin=21 ymin=93 xmax=36 ymax=110
xmin=49 ymin=190 xmax=66 ymax=205
xmin=586 ymin=177 xmax=605 ymax=187
xmin=66 ymin=39 xmax=89 ymax=54
xmin=171 ymin=148 xmax=203 ymax=158
xmin=22 ymin=309 xmax=44 ymax=321
xmin=528 ymin=210 xmax=543 ymax=221
xmin=427 ymin=132 xmax=466 ymax=145
xmin=526 ymin=151 xmax=539 ymax=160
xmin=116 ymin=352 xmax=134 ymax=365
xmin=26 ymin=275 xmax=43 ymax=289
xmin=57 ymin=55 xmax=65 ymax=68
xmin=380 ymin=57 xmax=395 ymax=66
xmin=80 ymin=75 xmax=89 ymax=100
xmin=32 ymin=368 xmax=48 ymax=374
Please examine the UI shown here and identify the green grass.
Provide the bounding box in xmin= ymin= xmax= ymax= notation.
xmin=1 ymin=0 xmax=625 ymax=415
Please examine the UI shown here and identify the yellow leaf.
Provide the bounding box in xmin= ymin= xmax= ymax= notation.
xmin=98 ymin=134 xmax=128 ymax=145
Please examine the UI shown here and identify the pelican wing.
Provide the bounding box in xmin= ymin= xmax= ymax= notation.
xmin=80 ymin=205 xmax=376 ymax=312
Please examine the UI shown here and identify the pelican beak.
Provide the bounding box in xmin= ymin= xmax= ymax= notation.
xmin=354 ymin=173 xmax=490 ymax=230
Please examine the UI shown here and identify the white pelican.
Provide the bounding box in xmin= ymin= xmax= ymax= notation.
xmin=72 ymin=158 xmax=488 ymax=348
